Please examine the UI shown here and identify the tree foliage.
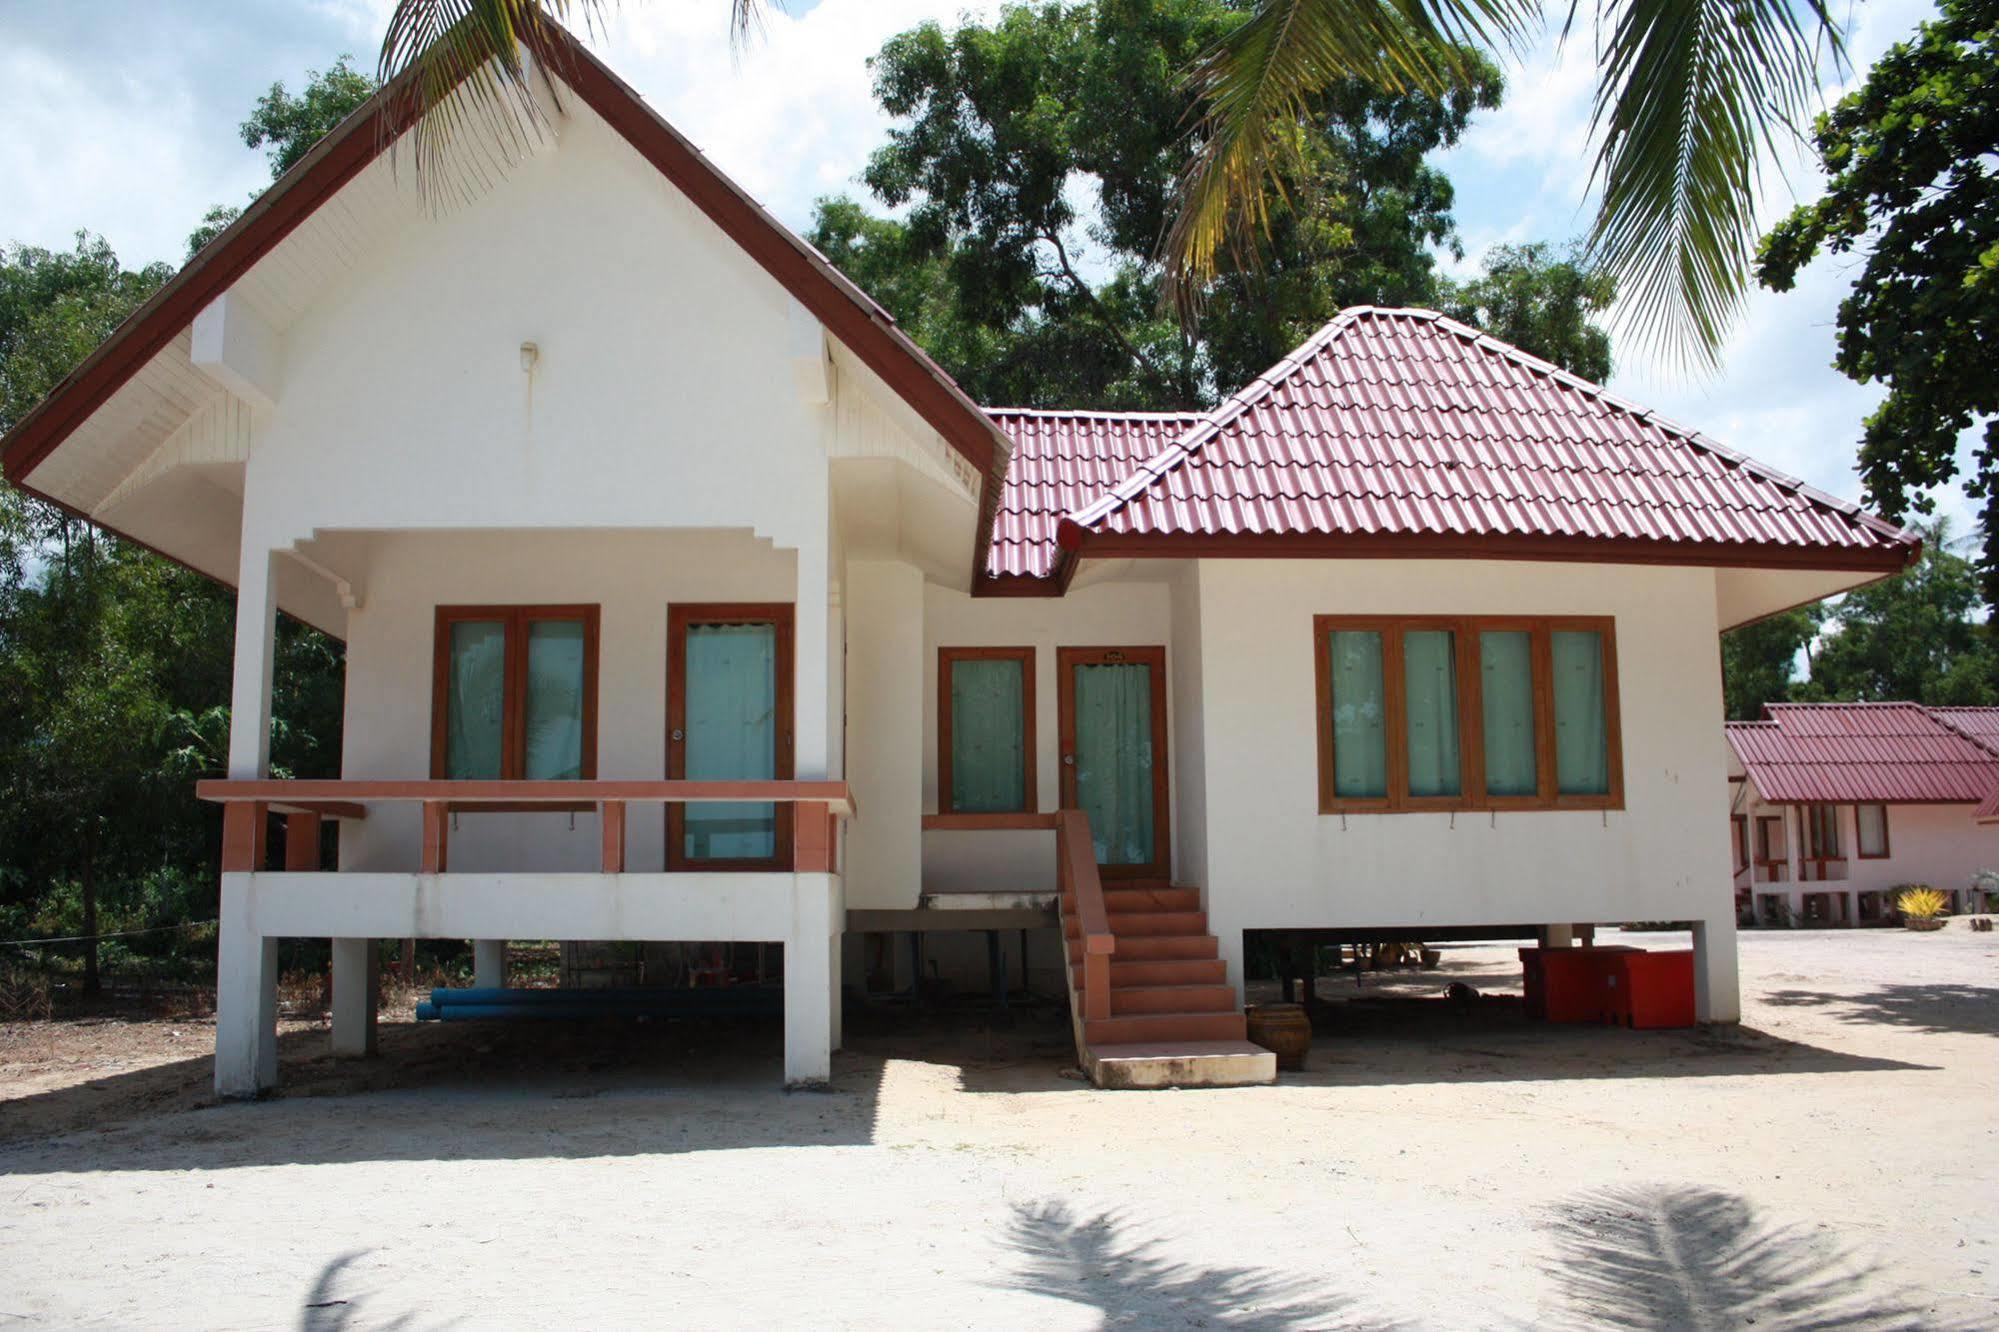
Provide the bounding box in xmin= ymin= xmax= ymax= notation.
xmin=817 ymin=0 xmax=1608 ymax=409
xmin=1439 ymin=242 xmax=1615 ymax=384
xmin=1721 ymin=519 xmax=1999 ymax=716
xmin=1757 ymin=0 xmax=1999 ymax=607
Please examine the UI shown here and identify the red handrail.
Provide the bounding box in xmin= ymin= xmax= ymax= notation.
xmin=1056 ymin=810 xmax=1115 ymax=1022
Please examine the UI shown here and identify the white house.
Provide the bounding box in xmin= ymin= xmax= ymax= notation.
xmin=1727 ymin=703 xmax=1999 ymax=924
xmin=0 ymin=31 xmax=1919 ymax=1093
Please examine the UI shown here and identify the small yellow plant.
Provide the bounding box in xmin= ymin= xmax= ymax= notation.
xmin=1898 ymin=887 xmax=1949 ymax=920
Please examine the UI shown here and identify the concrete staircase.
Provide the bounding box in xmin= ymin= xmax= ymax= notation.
xmin=1062 ymin=881 xmax=1275 ymax=1089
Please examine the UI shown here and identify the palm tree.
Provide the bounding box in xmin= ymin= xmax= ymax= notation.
xmin=381 ymin=0 xmax=1837 ymax=368
xmin=1165 ymin=0 xmax=1843 ymax=367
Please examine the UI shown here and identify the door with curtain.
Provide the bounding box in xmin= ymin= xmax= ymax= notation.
xmin=1057 ymin=646 xmax=1169 ymax=881
xmin=667 ymin=604 xmax=794 ymax=870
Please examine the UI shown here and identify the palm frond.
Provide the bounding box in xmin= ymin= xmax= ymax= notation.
xmin=378 ymin=0 xmax=772 ymax=207
xmin=1584 ymin=0 xmax=1840 ymax=369
xmin=1162 ymin=0 xmax=1538 ymax=317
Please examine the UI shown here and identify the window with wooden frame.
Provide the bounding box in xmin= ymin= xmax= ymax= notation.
xmin=431 ymin=606 xmax=600 ymax=780
xmin=1855 ymin=803 xmax=1890 ymax=859
xmin=1732 ymin=814 xmax=1750 ymax=873
xmin=1755 ymin=814 xmax=1786 ymax=881
xmin=938 ymin=647 xmax=1036 ymax=816
xmin=1313 ymin=615 xmax=1621 ymax=813
xmin=667 ymin=604 xmax=794 ymax=870
xmin=1799 ymin=800 xmax=1839 ymax=872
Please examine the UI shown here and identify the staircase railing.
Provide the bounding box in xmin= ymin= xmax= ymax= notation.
xmin=1056 ymin=809 xmax=1116 ymax=1022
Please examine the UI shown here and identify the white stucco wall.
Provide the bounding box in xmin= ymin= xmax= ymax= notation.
xmin=338 ymin=529 xmax=796 ymax=875
xmin=1196 ymin=559 xmax=1737 ymax=956
xmin=1734 ymin=783 xmax=1999 ymax=904
xmin=919 ymin=575 xmax=1179 ymax=897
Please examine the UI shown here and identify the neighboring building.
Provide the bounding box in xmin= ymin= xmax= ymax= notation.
xmin=0 ymin=31 xmax=1919 ymax=1093
xmin=1726 ymin=703 xmax=1999 ymax=924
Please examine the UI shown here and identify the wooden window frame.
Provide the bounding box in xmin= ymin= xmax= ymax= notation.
xmin=937 ymin=647 xmax=1038 ymax=819
xmin=1755 ymin=813 xmax=1787 ymax=882
xmin=1313 ymin=614 xmax=1622 ymax=814
xmin=666 ymin=603 xmax=795 ymax=872
xmin=1732 ymin=813 xmax=1750 ymax=873
xmin=430 ymin=605 xmax=600 ymax=781
xmin=1855 ymin=802 xmax=1891 ymax=859
xmin=1800 ymin=802 xmax=1845 ymax=880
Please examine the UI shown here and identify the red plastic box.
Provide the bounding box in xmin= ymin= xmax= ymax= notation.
xmin=1520 ymin=946 xmax=1634 ymax=1023
xmin=1600 ymin=949 xmax=1696 ymax=1029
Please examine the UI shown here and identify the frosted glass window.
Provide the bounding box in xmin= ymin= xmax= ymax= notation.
xmin=1329 ymin=631 xmax=1388 ymax=799
xmin=1552 ymin=630 xmax=1611 ymax=796
xmin=1403 ymin=629 xmax=1461 ymax=798
xmin=683 ymin=622 xmax=778 ymax=861
xmin=1480 ymin=630 xmax=1538 ymax=797
xmin=1857 ymin=803 xmax=1889 ymax=857
xmin=523 ymin=620 xmax=586 ymax=780
xmin=445 ymin=620 xmax=507 ymax=779
xmin=949 ymin=657 xmax=1028 ymax=813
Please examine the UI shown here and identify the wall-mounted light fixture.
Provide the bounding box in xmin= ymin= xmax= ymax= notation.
xmin=519 ymin=341 xmax=540 ymax=373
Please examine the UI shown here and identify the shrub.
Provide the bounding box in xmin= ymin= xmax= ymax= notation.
xmin=1898 ymin=887 xmax=1949 ymax=920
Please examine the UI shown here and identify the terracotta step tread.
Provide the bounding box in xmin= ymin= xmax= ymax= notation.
xmin=1075 ymin=888 xmax=1203 ymax=912
xmin=1083 ymin=1011 xmax=1247 ymax=1045
xmin=1106 ymin=984 xmax=1239 ymax=1016
xmin=1102 ymin=935 xmax=1220 ymax=960
xmin=1071 ymin=958 xmax=1229 ymax=986
xmin=1064 ymin=910 xmax=1209 ymax=937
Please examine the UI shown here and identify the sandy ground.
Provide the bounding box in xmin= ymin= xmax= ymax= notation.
xmin=1 ymin=926 xmax=1995 ymax=1330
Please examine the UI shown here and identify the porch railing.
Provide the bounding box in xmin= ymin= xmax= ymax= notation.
xmin=919 ymin=809 xmax=1115 ymax=1022
xmin=197 ymin=780 xmax=856 ymax=875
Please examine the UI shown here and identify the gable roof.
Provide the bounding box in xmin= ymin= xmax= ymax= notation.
xmin=985 ymin=408 xmax=1203 ymax=582
xmin=1051 ymin=308 xmax=1917 ymax=579
xmin=1726 ymin=703 xmax=1999 ymax=804
xmin=0 ymin=25 xmax=1011 ymax=577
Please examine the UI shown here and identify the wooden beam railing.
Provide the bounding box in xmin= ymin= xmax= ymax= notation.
xmin=198 ymin=780 xmax=856 ymax=875
xmin=920 ymin=808 xmax=1114 ymax=1024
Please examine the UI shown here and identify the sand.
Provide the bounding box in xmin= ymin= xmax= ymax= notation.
xmin=2 ymin=926 xmax=1995 ymax=1329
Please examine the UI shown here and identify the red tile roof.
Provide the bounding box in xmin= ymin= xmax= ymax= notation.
xmin=1036 ymin=308 xmax=1914 ymax=579
xmin=986 ymin=409 xmax=1203 ymax=580
xmin=1726 ymin=703 xmax=1999 ymax=804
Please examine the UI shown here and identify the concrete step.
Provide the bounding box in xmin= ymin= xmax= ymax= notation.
xmin=1070 ymin=957 xmax=1229 ymax=988
xmin=1106 ymin=983 xmax=1239 ymax=1016
xmin=1083 ymin=1010 xmax=1247 ymax=1045
xmin=1084 ymin=1040 xmax=1277 ymax=1090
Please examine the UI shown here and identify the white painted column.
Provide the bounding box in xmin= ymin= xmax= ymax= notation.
xmin=215 ymin=875 xmax=278 ymax=1096
xmin=793 ymin=538 xmax=830 ymax=782
xmin=1783 ymin=807 xmax=1805 ymax=924
xmin=473 ymin=939 xmax=507 ymax=989
xmin=841 ymin=561 xmax=924 ymax=908
xmin=785 ymin=875 xmax=834 ymax=1086
xmin=330 ymin=937 xmax=380 ymax=1057
xmin=1540 ymin=924 xmax=1576 ymax=948
xmin=1691 ymin=914 xmax=1741 ymax=1023
xmin=214 ymin=545 xmax=280 ymax=1098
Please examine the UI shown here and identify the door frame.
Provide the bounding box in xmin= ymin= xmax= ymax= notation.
xmin=1056 ymin=645 xmax=1170 ymax=881
xmin=666 ymin=603 xmax=795 ymax=871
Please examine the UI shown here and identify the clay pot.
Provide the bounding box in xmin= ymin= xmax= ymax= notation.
xmin=1904 ymin=917 xmax=1946 ymax=932
xmin=1246 ymin=1002 xmax=1312 ymax=1071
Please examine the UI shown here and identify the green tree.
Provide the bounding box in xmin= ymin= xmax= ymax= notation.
xmin=1719 ymin=605 xmax=1822 ymax=720
xmin=814 ymin=0 xmax=1604 ymax=408
xmin=1756 ymin=0 xmax=1999 ymax=608
xmin=1440 ymin=242 xmax=1615 ymax=382
xmin=1798 ymin=519 xmax=1999 ymax=705
xmin=187 ymin=57 xmax=379 ymax=257
xmin=1168 ymin=0 xmax=1843 ymax=367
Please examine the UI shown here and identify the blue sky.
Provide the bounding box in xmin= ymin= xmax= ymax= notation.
xmin=0 ymin=0 xmax=1966 ymax=533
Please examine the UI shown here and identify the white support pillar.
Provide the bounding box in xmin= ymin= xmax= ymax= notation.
xmin=786 ymin=877 xmax=835 ymax=1087
xmin=215 ymin=876 xmax=278 ymax=1096
xmin=1539 ymin=924 xmax=1576 ymax=948
xmin=330 ymin=938 xmax=380 ymax=1057
xmin=828 ymin=930 xmax=843 ymax=1053
xmin=1691 ymin=914 xmax=1741 ymax=1024
xmin=215 ymin=545 xmax=280 ymax=1099
xmin=794 ymin=539 xmax=831 ymax=781
xmin=473 ymin=939 xmax=507 ymax=989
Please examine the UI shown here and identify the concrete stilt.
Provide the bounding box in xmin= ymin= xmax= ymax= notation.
xmin=1691 ymin=915 xmax=1741 ymax=1024
xmin=330 ymin=937 xmax=380 ymax=1057
xmin=473 ymin=939 xmax=507 ymax=990
xmin=785 ymin=880 xmax=834 ymax=1087
xmin=1539 ymin=924 xmax=1575 ymax=948
xmin=214 ymin=877 xmax=278 ymax=1098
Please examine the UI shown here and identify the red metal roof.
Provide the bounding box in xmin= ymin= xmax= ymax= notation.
xmin=985 ymin=409 xmax=1204 ymax=580
xmin=1048 ymin=308 xmax=1916 ymax=575
xmin=1726 ymin=703 xmax=1999 ymax=804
